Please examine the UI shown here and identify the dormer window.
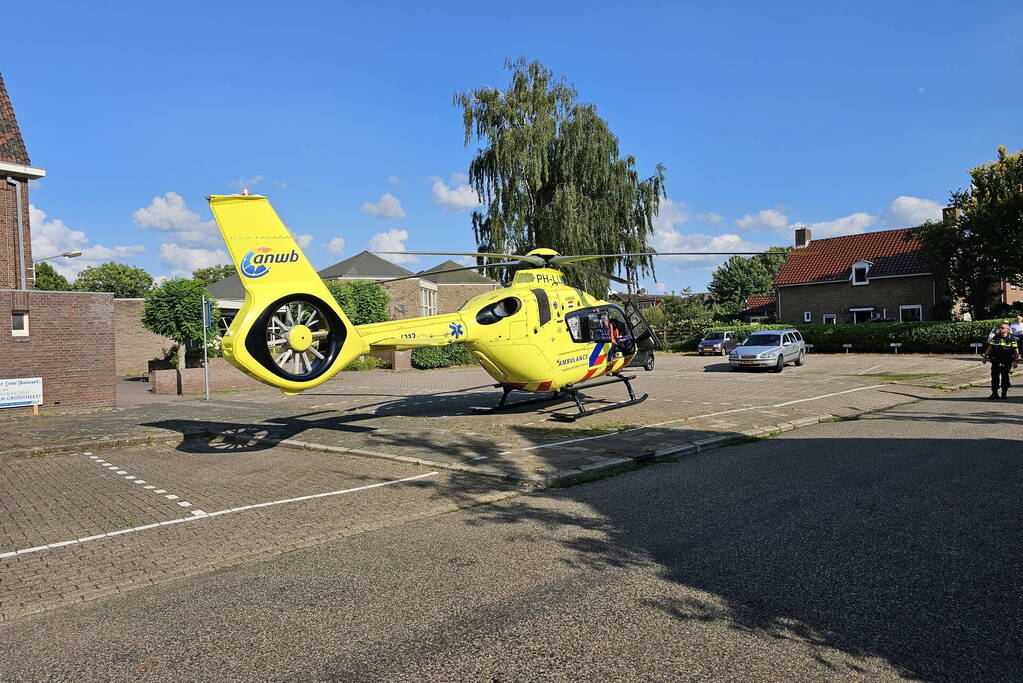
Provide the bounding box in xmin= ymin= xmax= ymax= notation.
xmin=851 ymin=260 xmax=872 ymax=286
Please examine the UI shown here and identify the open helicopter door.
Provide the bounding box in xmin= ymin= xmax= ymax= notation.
xmin=620 ymin=298 xmax=662 ymax=351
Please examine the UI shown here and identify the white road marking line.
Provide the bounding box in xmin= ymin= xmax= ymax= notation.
xmin=154 ymin=489 xmax=167 ymax=494
xmin=471 ymin=455 xmax=489 ymax=460
xmin=508 ymin=384 xmax=889 ymax=453
xmin=176 ymin=501 xmax=192 ymax=507
xmin=0 ymin=472 xmax=439 ymax=559
xmin=143 ymin=485 xmax=155 ymax=490
xmin=125 ymin=475 xmax=136 ymax=480
xmin=134 ymin=480 xmax=146 ymax=484
xmin=84 ymin=456 xmax=195 ymax=514
xmin=165 ymin=494 xmax=179 ymax=500
xmin=115 ymin=470 xmax=128 ymax=474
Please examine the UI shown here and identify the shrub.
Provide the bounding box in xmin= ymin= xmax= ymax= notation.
xmin=323 ymin=279 xmax=390 ymax=325
xmin=411 ymin=344 xmax=476 ymax=369
xmin=666 ymin=319 xmax=1004 ymax=354
xmin=342 ymin=355 xmax=390 ymax=371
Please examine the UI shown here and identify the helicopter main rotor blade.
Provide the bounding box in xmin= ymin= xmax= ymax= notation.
xmin=373 ymin=261 xmax=522 ymax=284
xmin=373 ymin=251 xmax=547 ymax=266
xmin=552 ymin=252 xmax=771 ymax=264
xmin=561 ymin=262 xmax=636 ymax=286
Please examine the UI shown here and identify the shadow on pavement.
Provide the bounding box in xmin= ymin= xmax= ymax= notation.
xmin=459 ymin=429 xmax=1022 ymax=680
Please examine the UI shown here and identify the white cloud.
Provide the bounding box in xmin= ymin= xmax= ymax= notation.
xmin=735 ymin=209 xmax=789 ymax=233
xmin=697 ymin=212 xmax=723 ymax=224
xmin=431 ymin=178 xmax=481 ymax=213
xmin=274 ymin=180 xmax=288 ymax=189
xmin=361 ymin=193 xmax=406 ymax=219
xmin=133 ymin=192 xmax=221 ymax=246
xmin=229 ymin=175 xmax=264 ymax=191
xmin=449 ymin=172 xmax=469 ymax=185
xmin=880 ymin=195 xmax=943 ymax=227
xmin=295 ymin=233 xmax=314 ymax=249
xmin=653 ymin=198 xmax=689 ymax=234
xmin=652 ymin=281 xmax=668 ymax=293
xmin=30 ymin=205 xmax=145 ymax=279
xmin=159 ymin=243 xmax=230 ymax=278
xmin=387 ymin=175 xmax=401 ymax=184
xmin=328 ymin=237 xmax=346 ymax=257
xmin=369 ymin=229 xmax=418 ymax=264
xmin=917 ymin=86 xmax=925 ymax=95
xmin=796 ymin=212 xmax=876 ymax=238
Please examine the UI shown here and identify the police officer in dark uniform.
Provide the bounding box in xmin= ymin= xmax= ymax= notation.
xmin=982 ymin=321 xmax=1020 ymax=399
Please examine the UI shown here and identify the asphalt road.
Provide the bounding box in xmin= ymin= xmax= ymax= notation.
xmin=2 ymin=388 xmax=1020 ymax=681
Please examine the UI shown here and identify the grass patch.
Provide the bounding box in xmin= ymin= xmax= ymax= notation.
xmin=851 ymin=373 xmax=944 ymax=382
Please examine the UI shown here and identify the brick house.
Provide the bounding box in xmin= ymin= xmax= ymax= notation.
xmin=773 ymin=227 xmax=943 ymax=325
xmin=1 ymin=73 xmax=116 ymax=413
xmin=739 ymin=294 xmax=777 ymax=322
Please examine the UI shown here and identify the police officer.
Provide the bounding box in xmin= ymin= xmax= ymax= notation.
xmin=981 ymin=321 xmax=1020 ymax=399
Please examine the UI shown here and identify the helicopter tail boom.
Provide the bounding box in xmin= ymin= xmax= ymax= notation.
xmin=209 ymin=194 xmax=368 ymax=394
xmin=357 ymin=313 xmax=471 ymax=351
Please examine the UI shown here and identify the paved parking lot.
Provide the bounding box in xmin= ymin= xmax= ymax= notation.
xmin=0 ymin=353 xmax=996 ymax=622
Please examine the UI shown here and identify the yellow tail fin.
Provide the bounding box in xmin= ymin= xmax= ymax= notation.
xmin=208 ymin=194 xmax=366 ymax=394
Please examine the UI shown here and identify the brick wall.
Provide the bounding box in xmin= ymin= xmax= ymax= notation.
xmin=777 ymin=275 xmax=940 ymax=324
xmin=0 ymin=290 xmax=115 ymax=414
xmin=0 ymin=179 xmax=34 ymax=290
xmin=381 ymin=279 xmax=420 ymax=320
xmin=437 ymin=284 xmax=498 ymax=315
xmin=113 ymin=298 xmax=176 ymax=377
xmin=150 ymin=357 xmax=265 ymax=394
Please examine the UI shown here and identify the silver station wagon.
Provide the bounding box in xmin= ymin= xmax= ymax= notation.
xmin=729 ymin=329 xmax=806 ymax=372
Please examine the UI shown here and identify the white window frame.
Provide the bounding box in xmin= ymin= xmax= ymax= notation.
xmin=803 ymin=311 xmax=812 ymax=323
xmin=849 ymin=307 xmax=874 ymax=324
xmin=899 ymin=304 xmax=923 ymax=322
xmin=851 ymin=260 xmax=872 ymax=286
xmin=822 ymin=314 xmax=836 ymax=324
xmin=419 ymin=284 xmax=438 ymax=317
xmin=12 ymin=311 xmax=29 ymax=337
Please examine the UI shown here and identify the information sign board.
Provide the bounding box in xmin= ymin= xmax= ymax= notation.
xmin=0 ymin=377 xmax=43 ymax=409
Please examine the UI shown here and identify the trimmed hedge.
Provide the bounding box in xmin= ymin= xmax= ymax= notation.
xmin=411 ymin=343 xmax=476 ymax=369
xmin=666 ymin=319 xmax=1005 ymax=354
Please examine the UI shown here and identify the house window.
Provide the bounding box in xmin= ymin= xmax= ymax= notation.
xmin=850 ymin=260 xmax=872 ymax=286
xmin=12 ymin=311 xmax=29 ymax=337
xmin=850 ymin=308 xmax=874 ymax=324
xmin=900 ymin=305 xmax=922 ymax=322
xmin=803 ymin=311 xmax=812 ymax=323
xmin=419 ymin=286 xmax=437 ymax=317
xmin=822 ymin=314 xmax=836 ymax=324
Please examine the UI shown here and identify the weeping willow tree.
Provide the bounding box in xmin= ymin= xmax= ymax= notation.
xmin=455 ymin=58 xmax=666 ymax=294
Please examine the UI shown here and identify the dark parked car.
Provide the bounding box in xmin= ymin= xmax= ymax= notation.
xmin=628 ymin=348 xmax=655 ymax=371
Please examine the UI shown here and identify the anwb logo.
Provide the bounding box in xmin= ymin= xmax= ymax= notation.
xmin=240 ymin=247 xmax=300 ymax=278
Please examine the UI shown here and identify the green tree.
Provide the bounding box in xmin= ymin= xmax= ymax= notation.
xmin=73 ymin=262 xmax=153 ymax=298
xmin=141 ymin=278 xmax=220 ymax=373
xmin=455 ymin=58 xmax=666 ymax=294
xmin=708 ymin=247 xmax=791 ymax=314
xmin=33 ymin=262 xmax=71 ymax=291
xmin=912 ymin=146 xmax=1023 ymax=318
xmin=191 ymin=264 xmax=236 ymax=286
xmin=322 ymin=280 xmax=390 ymax=325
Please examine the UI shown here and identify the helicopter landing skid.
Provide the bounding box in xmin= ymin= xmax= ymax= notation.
xmin=550 ymin=373 xmax=648 ymax=422
xmin=470 ymin=385 xmax=565 ymax=414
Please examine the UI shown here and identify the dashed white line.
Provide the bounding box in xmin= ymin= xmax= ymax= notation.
xmin=0 ymin=472 xmax=439 ymax=559
xmin=86 ymin=457 xmax=197 ymax=511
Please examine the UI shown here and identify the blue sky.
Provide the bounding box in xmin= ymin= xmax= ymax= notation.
xmin=6 ymin=1 xmax=1021 ymax=294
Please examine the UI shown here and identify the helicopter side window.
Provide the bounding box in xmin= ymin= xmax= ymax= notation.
xmin=475 ymin=297 xmax=522 ymax=325
xmin=532 ymin=289 xmax=551 ymax=326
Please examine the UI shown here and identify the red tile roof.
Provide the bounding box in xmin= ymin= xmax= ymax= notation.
xmin=0 ymin=74 xmax=30 ymax=165
xmin=773 ymin=229 xmax=927 ymax=286
xmin=742 ymin=294 xmax=777 ymax=312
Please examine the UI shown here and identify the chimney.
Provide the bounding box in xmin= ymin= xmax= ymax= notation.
xmin=942 ymin=206 xmax=960 ymax=225
xmin=794 ymin=226 xmax=811 ymax=248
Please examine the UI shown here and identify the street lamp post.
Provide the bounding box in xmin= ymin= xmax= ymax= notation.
xmin=33 ymin=250 xmax=83 ymax=262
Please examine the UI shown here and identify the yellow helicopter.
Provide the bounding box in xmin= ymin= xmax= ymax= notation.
xmin=208 ymin=194 xmax=762 ymax=420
